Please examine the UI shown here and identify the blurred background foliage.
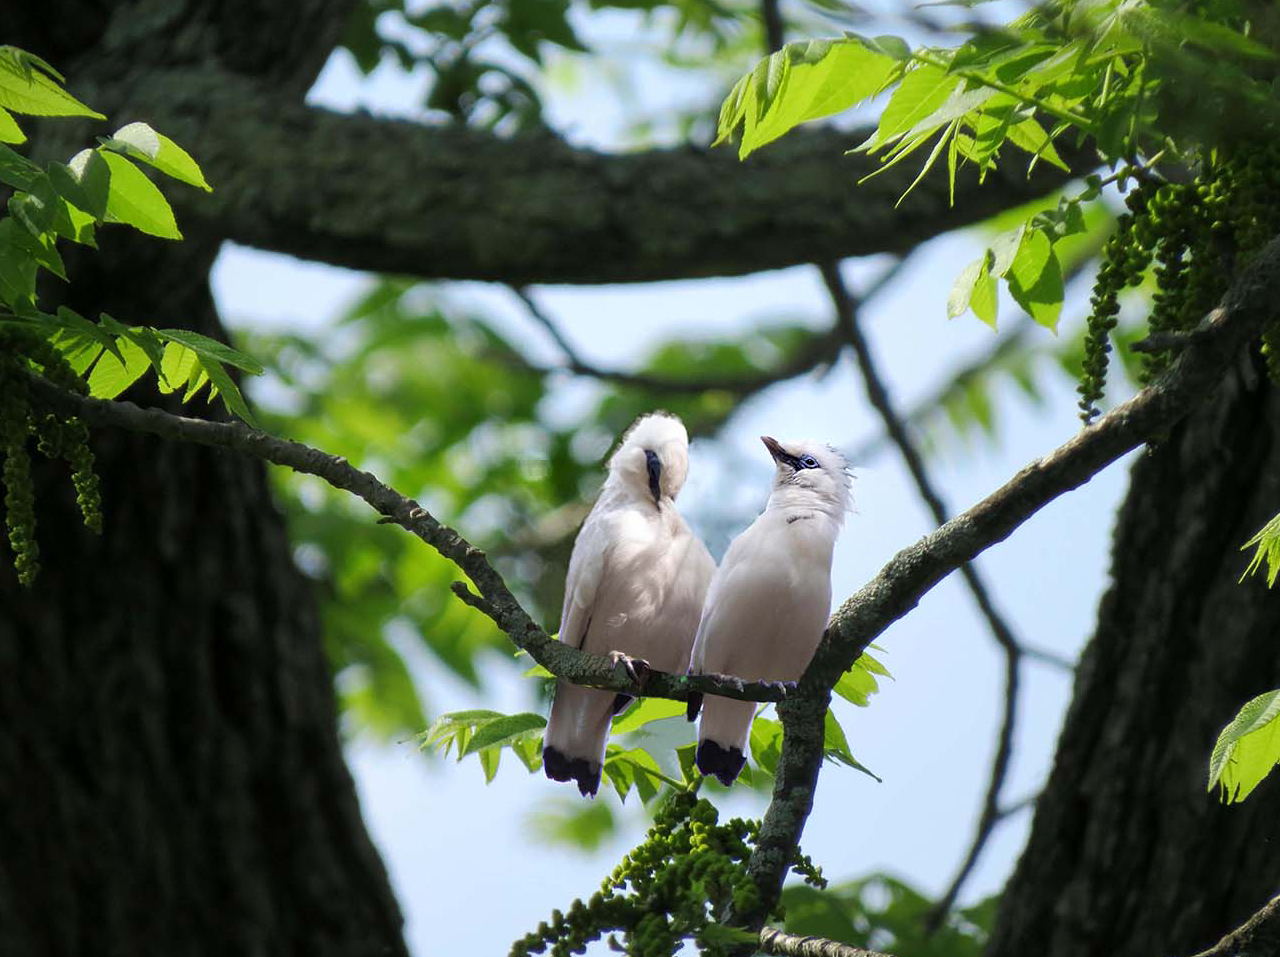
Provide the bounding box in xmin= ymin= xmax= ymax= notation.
xmin=234 ymin=0 xmax=1164 ymax=946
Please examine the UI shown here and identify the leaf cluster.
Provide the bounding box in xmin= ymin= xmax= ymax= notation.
xmin=0 ymin=48 xmax=258 ymax=586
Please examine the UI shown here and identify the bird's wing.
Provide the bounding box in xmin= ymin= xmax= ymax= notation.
xmin=558 ymin=507 xmax=616 ymax=650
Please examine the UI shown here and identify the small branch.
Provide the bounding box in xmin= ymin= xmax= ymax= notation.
xmin=508 ymin=285 xmax=843 ymax=397
xmin=1188 ymin=892 xmax=1280 ymax=957
xmin=761 ymin=0 xmax=785 ymax=53
xmin=758 ymin=927 xmax=892 ymax=957
xmin=738 ymin=235 xmax=1280 ymax=927
xmin=820 ymin=260 xmax=1027 ymax=926
xmin=23 ymin=375 xmax=791 ymax=708
xmin=1130 ymin=327 xmax=1212 ymax=354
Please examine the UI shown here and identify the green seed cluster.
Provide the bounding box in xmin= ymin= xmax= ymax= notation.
xmin=0 ymin=326 xmax=103 ymax=586
xmin=1078 ymin=143 xmax=1280 ymax=422
xmin=510 ymin=791 xmax=826 ymax=957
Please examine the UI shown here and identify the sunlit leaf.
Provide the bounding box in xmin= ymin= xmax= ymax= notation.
xmin=1209 ymin=690 xmax=1280 ymax=803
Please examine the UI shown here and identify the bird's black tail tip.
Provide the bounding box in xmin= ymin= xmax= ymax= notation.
xmin=696 ymin=739 xmax=745 ymax=787
xmin=543 ymin=745 xmax=601 ymax=797
xmin=686 ymin=691 xmax=703 ymax=722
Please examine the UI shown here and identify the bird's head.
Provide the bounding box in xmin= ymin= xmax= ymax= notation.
xmin=761 ymin=436 xmax=853 ymax=521
xmin=607 ymin=412 xmax=691 ymax=504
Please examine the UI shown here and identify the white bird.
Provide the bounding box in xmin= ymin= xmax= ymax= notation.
xmin=543 ymin=412 xmax=716 ymax=796
xmin=687 ymin=436 xmax=851 ymax=786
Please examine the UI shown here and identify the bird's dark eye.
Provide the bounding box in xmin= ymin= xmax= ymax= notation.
xmin=799 ymin=455 xmax=818 ymax=469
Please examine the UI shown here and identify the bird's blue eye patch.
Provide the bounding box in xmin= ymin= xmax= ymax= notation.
xmin=799 ymin=455 xmax=819 ymax=469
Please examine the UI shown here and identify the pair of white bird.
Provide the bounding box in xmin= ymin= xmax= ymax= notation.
xmin=542 ymin=412 xmax=851 ymax=796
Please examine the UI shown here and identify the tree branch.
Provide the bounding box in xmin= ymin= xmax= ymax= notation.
xmin=758 ymin=927 xmax=891 ymax=957
xmin=737 ymin=235 xmax=1280 ymax=926
xmin=1188 ymin=892 xmax=1280 ymax=957
xmin=509 ymin=285 xmax=843 ymax=396
xmin=819 ymin=260 xmax=1027 ymax=926
xmin=22 ymin=375 xmax=791 ymax=707
xmin=106 ymin=69 xmax=1087 ymax=285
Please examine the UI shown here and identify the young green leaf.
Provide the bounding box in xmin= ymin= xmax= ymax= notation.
xmin=0 ymin=47 xmax=104 ymax=119
xmin=101 ymin=122 xmax=212 ymax=192
xmin=823 ymin=710 xmax=880 ymax=781
xmin=861 ymin=62 xmax=959 ymax=154
xmin=1006 ymin=229 xmax=1064 ymax=331
xmin=1240 ymin=512 xmax=1280 ymax=587
xmin=0 ymin=107 xmax=24 ymax=144
xmin=1208 ymin=690 xmax=1280 ymax=803
xmin=610 ymin=697 xmax=685 ymax=735
xmin=733 ymin=39 xmax=899 ymax=157
xmin=199 ymin=356 xmax=259 ymax=427
xmin=156 ymin=327 xmax=265 ymax=375
xmin=158 ymin=342 xmax=199 ymax=394
xmin=0 ymin=219 xmax=38 ymax=311
xmin=969 ymin=263 xmax=998 ymax=328
xmin=749 ymin=715 xmax=784 ymax=775
xmin=461 ymin=711 xmax=547 ymax=756
xmin=0 ymin=143 xmax=39 ymax=190
xmin=94 ymin=150 xmax=182 ymax=239
xmin=87 ymin=335 xmax=151 ymax=399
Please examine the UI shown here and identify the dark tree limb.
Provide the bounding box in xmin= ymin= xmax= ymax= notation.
xmin=80 ymin=68 xmax=1088 ymax=286
xmin=737 ymin=235 xmax=1280 ymax=927
xmin=819 ymin=260 xmax=1027 ymax=926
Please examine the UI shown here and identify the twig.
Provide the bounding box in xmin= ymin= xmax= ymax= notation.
xmin=758 ymin=927 xmax=890 ymax=957
xmin=737 ymin=235 xmax=1280 ymax=930
xmin=22 ymin=374 xmax=791 ymax=707
xmin=1130 ymin=327 xmax=1212 ymax=354
xmin=1187 ymin=892 xmax=1280 ymax=957
xmin=507 ymin=285 xmax=843 ymax=396
xmin=761 ymin=0 xmax=785 ymax=53
xmin=819 ymin=260 xmax=1027 ymax=927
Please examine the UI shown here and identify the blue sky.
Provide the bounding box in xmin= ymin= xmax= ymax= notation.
xmin=209 ymin=10 xmax=1133 ymax=954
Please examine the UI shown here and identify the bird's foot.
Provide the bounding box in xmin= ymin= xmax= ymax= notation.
xmin=607 ymin=650 xmax=651 ymax=686
xmin=763 ymin=680 xmax=796 ymax=698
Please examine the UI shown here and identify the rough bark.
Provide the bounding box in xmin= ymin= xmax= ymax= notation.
xmin=989 ymin=354 xmax=1280 ymax=957
xmin=1 ymin=2 xmax=408 ymax=955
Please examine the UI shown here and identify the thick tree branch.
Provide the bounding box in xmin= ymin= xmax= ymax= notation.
xmin=95 ymin=69 xmax=1087 ymax=285
xmin=738 ymin=235 xmax=1280 ymax=926
xmin=820 ymin=260 xmax=1026 ymax=926
xmin=22 ymin=376 xmax=790 ymax=707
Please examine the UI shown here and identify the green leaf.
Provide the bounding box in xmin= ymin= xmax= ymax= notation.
xmin=0 ymin=107 xmax=24 ymax=144
xmin=948 ymin=255 xmax=986 ymax=320
xmin=862 ymin=62 xmax=960 ymax=154
xmin=970 ymin=263 xmax=998 ymax=328
xmin=603 ymin=746 xmax=668 ymax=804
xmin=460 ymin=711 xmax=547 ymax=756
xmin=155 ymin=327 xmax=264 ymax=375
xmin=749 ymin=715 xmax=784 ymax=775
xmin=0 ymin=143 xmax=39 ymax=190
xmin=824 ymin=710 xmax=880 ymax=781
xmin=0 ymin=48 xmax=104 ymax=119
xmin=87 ymin=335 xmax=151 ymax=399
xmin=1240 ymin=512 xmax=1280 ymax=587
xmin=199 ymin=356 xmax=258 ymax=427
xmin=1209 ymin=690 xmax=1280 ymax=803
xmin=1006 ymin=229 xmax=1063 ymax=331
xmin=988 ymin=224 xmax=1025 ymax=279
xmin=0 ymin=218 xmax=37 ymax=310
xmin=94 ymin=150 xmax=182 ymax=239
xmin=1005 ymin=115 xmax=1069 ymax=171
xmin=737 ymin=38 xmax=898 ymax=157
xmin=158 ymin=342 xmax=199 ymax=394
xmin=422 ymin=709 xmax=510 ymax=758
xmin=611 ymin=697 xmax=684 ymax=734
xmin=101 ymin=122 xmax=212 ymax=192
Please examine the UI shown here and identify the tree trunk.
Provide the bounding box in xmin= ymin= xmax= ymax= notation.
xmin=989 ymin=353 xmax=1280 ymax=957
xmin=1 ymin=4 xmax=408 ymax=955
